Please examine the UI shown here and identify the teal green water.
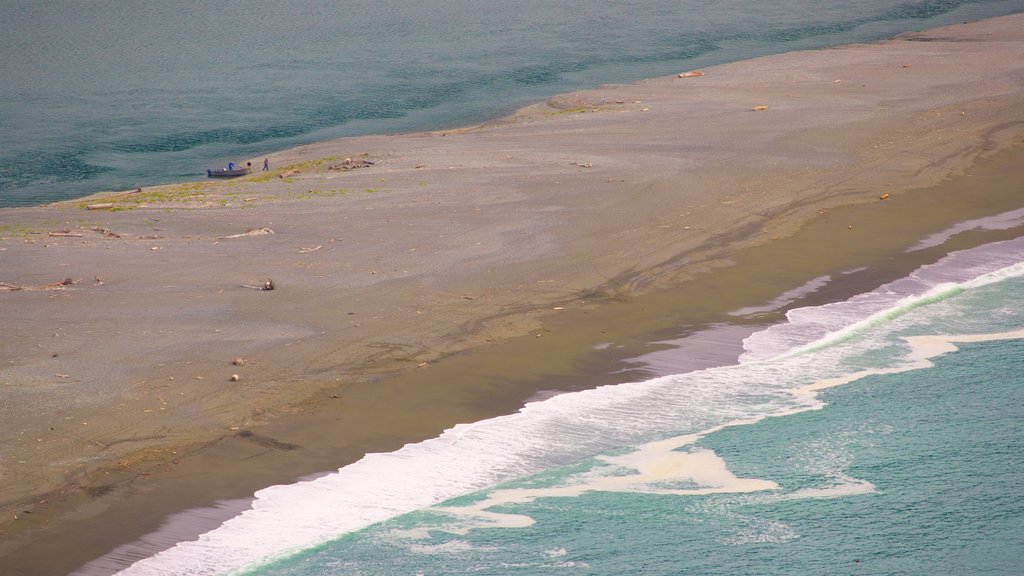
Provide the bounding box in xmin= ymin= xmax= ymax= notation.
xmin=3 ymin=0 xmax=1024 ymax=206
xmin=244 ymin=345 xmax=1022 ymax=575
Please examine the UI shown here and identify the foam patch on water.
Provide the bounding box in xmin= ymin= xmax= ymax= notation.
xmin=428 ymin=435 xmax=780 ymax=533
xmin=791 ymin=329 xmax=1024 ymax=399
xmin=720 ymin=518 xmax=799 ymax=545
xmin=406 ymin=539 xmax=484 ymax=555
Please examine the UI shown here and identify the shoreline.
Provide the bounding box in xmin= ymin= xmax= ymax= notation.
xmin=2 ymin=14 xmax=1024 ymax=575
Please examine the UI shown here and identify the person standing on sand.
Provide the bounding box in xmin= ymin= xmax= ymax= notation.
xmin=263 ymin=158 xmax=269 ymax=171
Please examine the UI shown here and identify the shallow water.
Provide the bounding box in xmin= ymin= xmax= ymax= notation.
xmin=3 ymin=0 xmax=1023 ymax=206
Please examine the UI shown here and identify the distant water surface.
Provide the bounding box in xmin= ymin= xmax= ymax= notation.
xmin=2 ymin=0 xmax=1023 ymax=206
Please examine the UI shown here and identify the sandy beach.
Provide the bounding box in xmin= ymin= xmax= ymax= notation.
xmin=2 ymin=14 xmax=1024 ymax=575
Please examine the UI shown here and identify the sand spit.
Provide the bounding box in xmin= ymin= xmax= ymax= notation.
xmin=1 ymin=13 xmax=1023 ymax=576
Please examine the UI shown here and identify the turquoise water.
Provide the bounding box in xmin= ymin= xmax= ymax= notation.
xmin=100 ymin=234 xmax=1024 ymax=575
xmin=3 ymin=0 xmax=1024 ymax=207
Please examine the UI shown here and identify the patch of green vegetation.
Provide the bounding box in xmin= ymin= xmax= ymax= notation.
xmin=0 ymin=223 xmax=42 ymax=238
xmin=296 ymin=188 xmax=351 ymax=199
xmin=247 ymin=172 xmax=277 ymax=183
xmin=545 ymin=105 xmax=588 ymax=116
xmin=74 ymin=182 xmax=214 ymax=211
xmin=285 ymin=155 xmax=341 ymax=172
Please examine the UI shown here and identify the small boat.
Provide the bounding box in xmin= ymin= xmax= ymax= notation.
xmin=207 ymin=166 xmax=251 ymax=178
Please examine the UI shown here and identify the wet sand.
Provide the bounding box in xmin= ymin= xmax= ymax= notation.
xmin=1 ymin=14 xmax=1023 ymax=575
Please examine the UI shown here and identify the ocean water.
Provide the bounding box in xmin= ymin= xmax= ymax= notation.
xmin=89 ymin=230 xmax=1024 ymax=575
xmin=3 ymin=0 xmax=1024 ymax=207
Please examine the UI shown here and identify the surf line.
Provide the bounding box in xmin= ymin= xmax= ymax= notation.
xmin=791 ymin=329 xmax=1024 ymax=400
xmin=408 ymin=328 xmax=1024 ymax=539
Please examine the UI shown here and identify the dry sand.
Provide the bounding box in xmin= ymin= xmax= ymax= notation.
xmin=1 ymin=13 xmax=1024 ymax=575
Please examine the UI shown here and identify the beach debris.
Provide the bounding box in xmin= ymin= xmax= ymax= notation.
xmin=678 ymin=70 xmax=705 ymax=78
xmin=230 ymin=374 xmax=240 ymax=382
xmin=232 ymin=357 xmax=245 ymax=366
xmin=48 ymin=230 xmax=84 ymax=238
xmin=219 ymin=227 xmax=274 ymax=239
xmin=327 ymin=157 xmax=375 ymax=171
xmin=752 ymin=105 xmax=769 ymax=111
xmin=0 ymin=277 xmax=75 ymax=292
xmin=879 ymin=192 xmax=890 ymax=200
xmin=242 ymin=279 xmax=276 ymax=291
xmin=236 ymin=430 xmax=299 ymax=451
xmin=90 ymin=226 xmax=122 ymax=238
xmin=298 ymin=245 xmax=322 ymax=254
xmin=85 ymin=203 xmax=114 ymax=210
xmin=571 ymin=162 xmax=593 ymax=168
xmin=279 ymin=169 xmax=300 ymax=178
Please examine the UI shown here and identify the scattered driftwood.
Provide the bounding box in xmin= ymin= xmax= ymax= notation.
xmin=298 ymin=245 xmax=322 ymax=254
xmin=48 ymin=231 xmax=84 ymax=238
xmin=86 ymin=203 xmax=114 ymax=210
xmin=752 ymin=105 xmax=768 ymax=111
xmin=571 ymin=162 xmax=593 ymax=168
xmin=279 ymin=170 xmax=300 ymax=178
xmin=219 ymin=227 xmax=274 ymax=239
xmin=327 ymin=157 xmax=374 ymax=171
xmin=242 ymin=279 xmax=275 ymax=291
xmin=0 ymin=278 xmax=75 ymax=292
xmin=678 ymin=70 xmax=705 ymax=78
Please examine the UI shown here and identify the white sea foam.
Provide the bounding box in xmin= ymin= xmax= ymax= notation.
xmin=406 ymin=539 xmax=482 ymax=555
xmin=741 ymin=237 xmax=1024 ymax=362
xmin=427 ymin=434 xmax=781 ymax=535
xmin=720 ymin=518 xmax=799 ymax=545
xmin=111 ymin=240 xmax=1024 ymax=576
